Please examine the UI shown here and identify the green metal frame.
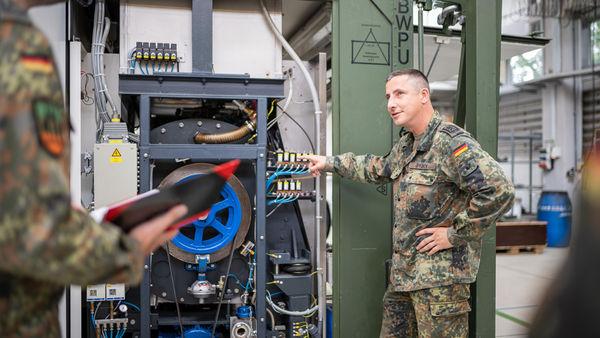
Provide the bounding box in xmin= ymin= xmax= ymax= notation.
xmin=332 ymin=1 xmax=412 ymax=337
xmin=453 ymin=1 xmax=502 ymax=337
xmin=332 ymin=0 xmax=501 ymax=337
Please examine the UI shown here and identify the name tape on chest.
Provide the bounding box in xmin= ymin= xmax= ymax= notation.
xmin=408 ymin=162 xmax=437 ymax=170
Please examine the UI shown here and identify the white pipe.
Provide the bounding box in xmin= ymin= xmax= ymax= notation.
xmin=258 ymin=0 xmax=320 ymax=114
xmin=259 ymin=0 xmax=325 ymax=334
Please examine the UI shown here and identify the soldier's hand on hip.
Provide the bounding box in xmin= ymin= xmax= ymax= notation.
xmin=415 ymin=227 xmax=453 ymax=255
xmin=298 ymin=155 xmax=327 ymax=177
xmin=129 ymin=205 xmax=188 ymax=256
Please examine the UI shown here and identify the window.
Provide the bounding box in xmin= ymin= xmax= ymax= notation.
xmin=591 ymin=20 xmax=600 ymax=65
xmin=510 ymin=48 xmax=543 ymax=83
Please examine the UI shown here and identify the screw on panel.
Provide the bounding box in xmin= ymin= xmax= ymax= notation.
xmin=143 ymin=153 xmax=149 ymax=158
xmin=162 ymin=292 xmax=167 ymax=297
xmin=260 ymin=236 xmax=264 ymax=240
xmin=260 ymin=317 xmax=265 ymax=322
xmin=197 ymin=121 xmax=203 ymax=126
xmin=144 ymin=264 xmax=149 ymax=269
xmin=178 ymin=122 xmax=185 ymax=128
xmin=216 ymin=123 xmax=221 ymax=129
xmin=259 ymin=153 xmax=264 ymax=158
xmin=160 ymin=128 xmax=166 ymax=134
xmin=180 ymin=298 xmax=185 ymax=302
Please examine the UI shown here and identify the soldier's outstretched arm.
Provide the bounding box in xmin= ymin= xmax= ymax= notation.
xmin=0 ymin=21 xmax=152 ymax=286
xmin=445 ymin=135 xmax=515 ymax=246
xmin=325 ymin=141 xmax=402 ymax=184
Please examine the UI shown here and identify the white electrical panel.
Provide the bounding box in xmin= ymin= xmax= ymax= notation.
xmin=119 ymin=0 xmax=282 ymax=78
xmin=86 ymin=284 xmax=106 ymax=301
xmin=105 ymin=284 xmax=126 ymax=301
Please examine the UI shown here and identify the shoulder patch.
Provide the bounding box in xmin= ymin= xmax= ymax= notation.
xmin=32 ymin=99 xmax=68 ymax=157
xmin=439 ymin=124 xmax=465 ymax=138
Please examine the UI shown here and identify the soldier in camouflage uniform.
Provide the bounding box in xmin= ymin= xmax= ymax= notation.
xmin=0 ymin=1 xmax=187 ymax=336
xmin=302 ymin=69 xmax=514 ymax=337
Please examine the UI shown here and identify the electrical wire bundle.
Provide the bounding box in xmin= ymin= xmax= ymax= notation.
xmin=92 ymin=0 xmax=119 ymax=140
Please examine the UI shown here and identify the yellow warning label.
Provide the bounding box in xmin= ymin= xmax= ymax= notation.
xmin=110 ymin=148 xmax=123 ymax=163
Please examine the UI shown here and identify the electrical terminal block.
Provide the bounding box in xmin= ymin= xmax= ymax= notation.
xmin=135 ymin=42 xmax=143 ymax=60
xmin=142 ymin=42 xmax=150 ymax=60
xmin=274 ymin=150 xmax=311 ymax=165
xmin=275 ymin=179 xmax=303 ymax=194
xmin=156 ymin=43 xmax=164 ymax=60
xmin=149 ymin=42 xmax=157 ymax=60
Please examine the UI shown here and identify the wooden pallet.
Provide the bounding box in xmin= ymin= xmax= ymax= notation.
xmin=496 ymin=245 xmax=545 ymax=254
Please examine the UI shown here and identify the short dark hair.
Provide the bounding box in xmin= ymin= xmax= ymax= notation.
xmin=386 ymin=68 xmax=429 ymax=91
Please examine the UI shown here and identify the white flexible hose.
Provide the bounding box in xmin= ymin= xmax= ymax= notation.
xmin=266 ymin=293 xmax=318 ymax=317
xmin=100 ymin=17 xmax=118 ymax=118
xmin=258 ymin=0 xmax=321 ymax=115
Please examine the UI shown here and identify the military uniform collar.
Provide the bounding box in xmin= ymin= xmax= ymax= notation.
xmin=413 ymin=111 xmax=442 ymax=152
xmin=0 ymin=0 xmax=30 ymax=24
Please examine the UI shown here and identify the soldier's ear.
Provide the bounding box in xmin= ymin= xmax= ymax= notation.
xmin=420 ymin=88 xmax=430 ymax=104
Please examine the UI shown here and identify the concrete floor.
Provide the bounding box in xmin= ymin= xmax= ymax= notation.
xmin=495 ymin=248 xmax=569 ymax=337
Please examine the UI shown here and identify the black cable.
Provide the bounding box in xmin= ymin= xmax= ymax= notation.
xmin=211 ymin=241 xmax=237 ymax=338
xmin=275 ymin=103 xmax=315 ymax=153
xmin=165 ymin=243 xmax=185 ymax=338
xmin=426 ymin=43 xmax=442 ymax=78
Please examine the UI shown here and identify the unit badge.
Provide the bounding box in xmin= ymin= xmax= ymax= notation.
xmin=32 ymin=99 xmax=67 ymax=157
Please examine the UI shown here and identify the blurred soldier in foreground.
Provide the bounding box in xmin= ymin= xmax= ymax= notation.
xmin=0 ymin=0 xmax=186 ymax=336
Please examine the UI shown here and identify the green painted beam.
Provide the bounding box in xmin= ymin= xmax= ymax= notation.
xmin=332 ymin=1 xmax=412 ymax=337
xmin=459 ymin=0 xmax=502 ymax=337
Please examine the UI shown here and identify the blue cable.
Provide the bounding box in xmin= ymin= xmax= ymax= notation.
xmin=138 ymin=61 xmax=145 ymax=75
xmin=145 ymin=62 xmax=149 ymax=75
xmin=171 ymin=63 xmax=175 ymax=72
xmin=121 ymin=301 xmax=141 ymax=312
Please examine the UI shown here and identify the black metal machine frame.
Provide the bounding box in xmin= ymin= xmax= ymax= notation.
xmin=120 ymin=73 xmax=285 ymax=337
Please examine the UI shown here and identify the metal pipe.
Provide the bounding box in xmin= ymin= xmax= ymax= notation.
xmin=529 ymin=130 xmax=534 ymax=213
xmin=510 ymin=129 xmax=515 ymax=188
xmin=259 ymin=1 xmax=325 ymax=334
xmin=193 ymin=123 xmax=255 ymax=144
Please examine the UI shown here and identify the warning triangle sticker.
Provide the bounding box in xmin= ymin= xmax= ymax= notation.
xmin=351 ymin=28 xmax=390 ymax=66
xmin=112 ymin=149 xmax=122 ymax=158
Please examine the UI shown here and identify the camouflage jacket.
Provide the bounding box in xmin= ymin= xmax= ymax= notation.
xmin=328 ymin=112 xmax=514 ymax=291
xmin=0 ymin=3 xmax=144 ymax=336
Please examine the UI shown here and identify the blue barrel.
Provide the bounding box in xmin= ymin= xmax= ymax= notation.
xmin=537 ymin=191 xmax=572 ymax=247
xmin=326 ymin=305 xmax=333 ymax=338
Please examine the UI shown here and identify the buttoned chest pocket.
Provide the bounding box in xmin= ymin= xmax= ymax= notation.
xmin=404 ymin=170 xmax=439 ymax=220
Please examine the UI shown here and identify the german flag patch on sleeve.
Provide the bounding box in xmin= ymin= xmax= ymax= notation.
xmin=20 ymin=54 xmax=54 ymax=74
xmin=453 ymin=143 xmax=469 ymax=157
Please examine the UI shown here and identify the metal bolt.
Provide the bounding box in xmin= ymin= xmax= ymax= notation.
xmin=259 ymin=153 xmax=264 ymax=158
xmin=180 ymin=297 xmax=185 ymax=302
xmin=260 ymin=235 xmax=264 ymax=240
xmin=143 ymin=153 xmax=149 ymax=158
xmin=144 ymin=265 xmax=149 ymax=269
xmin=197 ymin=121 xmax=203 ymax=127
xmin=161 ymin=292 xmax=167 ymax=297
xmin=178 ymin=122 xmax=184 ymax=128
xmin=130 ymin=319 xmax=136 ymax=325
xmin=160 ymin=128 xmax=166 ymax=134
xmin=216 ymin=123 xmax=221 ymax=129
xmin=260 ymin=317 xmax=265 ymax=322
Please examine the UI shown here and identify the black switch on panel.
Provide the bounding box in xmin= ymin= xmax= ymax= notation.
xmin=149 ymin=42 xmax=157 ymax=60
xmin=163 ymin=42 xmax=171 ymax=61
xmin=157 ymin=43 xmax=164 ymax=60
xmin=135 ymin=41 xmax=143 ymax=60
xmin=170 ymin=43 xmax=178 ymax=61
xmin=142 ymin=42 xmax=150 ymax=60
